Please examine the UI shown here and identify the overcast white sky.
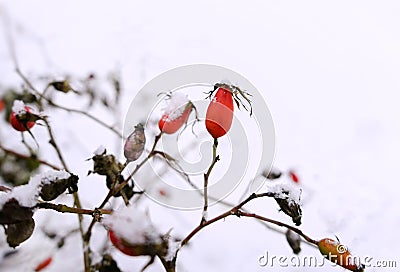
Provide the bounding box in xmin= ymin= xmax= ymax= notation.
xmin=1 ymin=1 xmax=399 ymax=271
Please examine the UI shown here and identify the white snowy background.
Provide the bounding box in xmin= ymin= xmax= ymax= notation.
xmin=0 ymin=1 xmax=399 ymax=271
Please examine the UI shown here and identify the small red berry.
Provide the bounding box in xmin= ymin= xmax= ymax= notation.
xmin=158 ymin=93 xmax=194 ymax=134
xmin=10 ymin=106 xmax=36 ymax=132
xmin=158 ymin=189 xmax=168 ymax=197
xmin=289 ymin=170 xmax=299 ymax=183
xmin=109 ymin=230 xmax=140 ymax=256
xmin=34 ymin=256 xmax=52 ymax=271
xmin=0 ymin=99 xmax=5 ymax=112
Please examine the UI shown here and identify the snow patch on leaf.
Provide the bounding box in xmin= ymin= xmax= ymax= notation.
xmin=38 ymin=170 xmax=71 ymax=185
xmin=0 ymin=170 xmax=71 ymax=209
xmin=267 ymin=181 xmax=302 ymax=205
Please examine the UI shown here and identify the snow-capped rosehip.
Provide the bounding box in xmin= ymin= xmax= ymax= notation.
xmin=124 ymin=123 xmax=146 ymax=162
xmin=9 ymin=100 xmax=36 ymax=132
xmin=103 ymin=207 xmax=168 ymax=257
xmin=109 ymin=230 xmax=140 ymax=256
xmin=158 ymin=92 xmax=194 ymax=134
xmin=205 ymin=87 xmax=234 ymax=138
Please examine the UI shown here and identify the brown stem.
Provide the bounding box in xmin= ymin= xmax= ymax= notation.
xmin=0 ymin=144 xmax=61 ymax=170
xmin=15 ymin=68 xmax=123 ymax=138
xmin=41 ymin=115 xmax=89 ymax=270
xmin=36 ymin=202 xmax=112 ymax=215
xmin=180 ymin=193 xmax=317 ymax=248
xmin=237 ymin=211 xmax=318 ymax=245
xmin=83 ymin=133 xmax=162 ymax=268
xmin=13 ymin=46 xmax=88 ymax=272
xmin=43 ymin=119 xmax=69 ymax=171
xmin=46 ymin=101 xmax=123 ymax=138
xmin=154 ymin=150 xmax=287 ymax=238
xmin=202 ymin=138 xmax=218 ymax=221
xmin=158 ymin=255 xmax=176 ymax=272
xmin=100 ymin=133 xmax=162 ymax=208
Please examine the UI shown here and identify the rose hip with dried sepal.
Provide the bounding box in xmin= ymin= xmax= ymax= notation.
xmin=205 ymin=83 xmax=252 ymax=139
xmin=205 ymin=87 xmax=234 ymax=138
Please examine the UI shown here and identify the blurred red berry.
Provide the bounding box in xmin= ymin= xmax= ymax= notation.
xmin=289 ymin=170 xmax=299 ymax=183
xmin=34 ymin=256 xmax=52 ymax=271
xmin=109 ymin=230 xmax=140 ymax=256
xmin=0 ymin=99 xmax=4 ymax=112
xmin=10 ymin=106 xmax=36 ymax=132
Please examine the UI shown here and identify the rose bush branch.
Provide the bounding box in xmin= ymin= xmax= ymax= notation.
xmin=236 ymin=211 xmax=318 ymax=245
xmin=82 ymin=133 xmax=161 ymax=271
xmin=154 ymin=150 xmax=314 ymax=250
xmin=180 ymin=192 xmax=278 ymax=247
xmin=202 ymin=137 xmax=219 ymax=222
xmin=15 ymin=67 xmax=123 ymax=138
xmin=10 ymin=68 xmax=91 ymax=268
xmin=1 ymin=62 xmax=365 ymax=272
xmin=36 ymin=202 xmax=112 ymax=216
xmin=0 ymin=143 xmax=61 ymax=170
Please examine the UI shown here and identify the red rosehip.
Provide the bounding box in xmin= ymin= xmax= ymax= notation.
xmin=205 ymin=87 xmax=234 ymax=138
xmin=10 ymin=106 xmax=36 ymax=132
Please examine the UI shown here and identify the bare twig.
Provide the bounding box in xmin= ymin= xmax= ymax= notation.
xmin=237 ymin=211 xmax=318 ymax=245
xmin=179 ymin=193 xmax=318 ymax=252
xmin=36 ymin=202 xmax=112 ymax=216
xmin=202 ymin=138 xmax=219 ymax=222
xmin=0 ymin=144 xmax=61 ymax=170
xmin=83 ymin=133 xmax=162 ymax=271
xmin=15 ymin=68 xmax=123 ymax=138
xmin=6 ymin=28 xmax=94 ymax=270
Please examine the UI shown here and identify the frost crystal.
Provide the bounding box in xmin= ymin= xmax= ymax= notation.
xmin=103 ymin=206 xmax=162 ymax=245
xmin=161 ymin=92 xmax=189 ymax=121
